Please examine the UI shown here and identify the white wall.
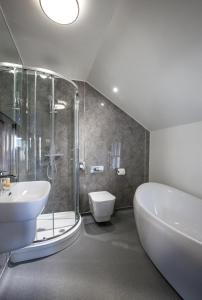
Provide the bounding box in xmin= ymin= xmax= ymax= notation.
xmin=149 ymin=121 xmax=202 ymax=198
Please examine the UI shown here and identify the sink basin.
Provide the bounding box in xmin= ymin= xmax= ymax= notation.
xmin=0 ymin=181 xmax=51 ymax=253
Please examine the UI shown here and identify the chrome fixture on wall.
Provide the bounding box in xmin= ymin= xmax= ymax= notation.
xmin=90 ymin=166 xmax=104 ymax=174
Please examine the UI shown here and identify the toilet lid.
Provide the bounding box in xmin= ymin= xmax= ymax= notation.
xmin=88 ymin=191 xmax=115 ymax=202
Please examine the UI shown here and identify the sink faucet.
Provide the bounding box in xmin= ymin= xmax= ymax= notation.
xmin=0 ymin=171 xmax=17 ymax=192
xmin=0 ymin=171 xmax=7 ymax=191
xmin=0 ymin=179 xmax=5 ymax=192
xmin=0 ymin=170 xmax=7 ymax=176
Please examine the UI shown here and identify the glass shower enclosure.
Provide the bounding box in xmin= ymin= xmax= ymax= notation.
xmin=0 ymin=62 xmax=79 ymax=243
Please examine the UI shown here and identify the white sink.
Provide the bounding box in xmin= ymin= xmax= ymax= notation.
xmin=0 ymin=181 xmax=51 ymax=253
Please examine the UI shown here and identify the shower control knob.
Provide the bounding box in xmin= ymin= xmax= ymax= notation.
xmin=79 ymin=161 xmax=86 ymax=171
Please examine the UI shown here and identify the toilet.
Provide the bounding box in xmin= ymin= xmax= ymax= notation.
xmin=88 ymin=191 xmax=116 ymax=222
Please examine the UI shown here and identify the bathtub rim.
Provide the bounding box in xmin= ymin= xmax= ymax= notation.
xmin=134 ymin=182 xmax=202 ymax=245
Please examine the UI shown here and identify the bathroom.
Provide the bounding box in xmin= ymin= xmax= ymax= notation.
xmin=0 ymin=0 xmax=201 ymax=299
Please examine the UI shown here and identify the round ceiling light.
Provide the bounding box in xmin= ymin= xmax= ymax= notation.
xmin=112 ymin=87 xmax=119 ymax=93
xmin=40 ymin=0 xmax=79 ymax=25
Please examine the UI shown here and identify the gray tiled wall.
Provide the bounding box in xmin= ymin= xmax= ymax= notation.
xmin=76 ymin=81 xmax=150 ymax=213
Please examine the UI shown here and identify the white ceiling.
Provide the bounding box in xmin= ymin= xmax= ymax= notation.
xmin=1 ymin=0 xmax=202 ymax=130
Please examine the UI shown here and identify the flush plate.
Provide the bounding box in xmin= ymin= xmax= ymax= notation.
xmin=90 ymin=166 xmax=104 ymax=174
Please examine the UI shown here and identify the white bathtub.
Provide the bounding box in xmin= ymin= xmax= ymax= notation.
xmin=134 ymin=182 xmax=202 ymax=300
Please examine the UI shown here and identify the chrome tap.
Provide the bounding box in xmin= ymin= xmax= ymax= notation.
xmin=0 ymin=178 xmax=6 ymax=192
xmin=0 ymin=171 xmax=7 ymax=190
xmin=0 ymin=170 xmax=7 ymax=176
xmin=0 ymin=171 xmax=17 ymax=179
xmin=0 ymin=171 xmax=7 ymax=192
xmin=0 ymin=171 xmax=17 ymax=192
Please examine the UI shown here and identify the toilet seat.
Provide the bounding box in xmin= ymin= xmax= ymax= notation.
xmin=89 ymin=191 xmax=115 ymax=202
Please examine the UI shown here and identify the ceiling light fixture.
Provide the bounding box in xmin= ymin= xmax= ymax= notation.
xmin=40 ymin=0 xmax=79 ymax=25
xmin=113 ymin=87 xmax=119 ymax=93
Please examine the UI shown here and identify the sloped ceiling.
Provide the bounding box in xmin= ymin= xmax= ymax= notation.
xmin=1 ymin=0 xmax=202 ymax=130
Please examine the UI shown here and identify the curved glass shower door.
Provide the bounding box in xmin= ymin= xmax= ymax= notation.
xmin=0 ymin=63 xmax=79 ymax=242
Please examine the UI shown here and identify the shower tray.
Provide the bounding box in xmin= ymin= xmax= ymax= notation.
xmin=36 ymin=211 xmax=76 ymax=240
xmin=10 ymin=214 xmax=82 ymax=263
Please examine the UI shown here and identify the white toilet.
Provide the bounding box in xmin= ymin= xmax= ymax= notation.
xmin=88 ymin=191 xmax=116 ymax=222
